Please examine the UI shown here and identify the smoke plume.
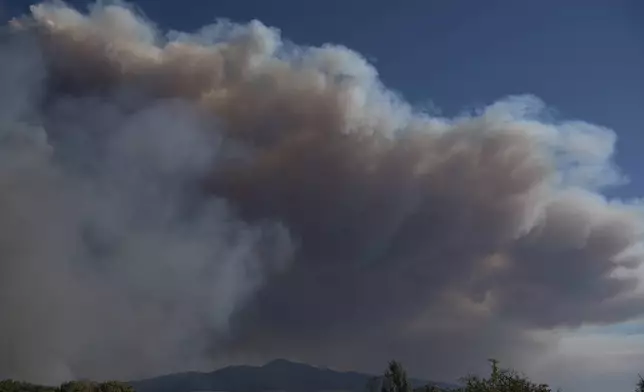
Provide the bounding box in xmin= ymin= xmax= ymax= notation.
xmin=1 ymin=1 xmax=644 ymax=384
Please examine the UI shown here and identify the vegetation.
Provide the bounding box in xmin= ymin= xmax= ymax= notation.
xmin=454 ymin=359 xmax=552 ymax=392
xmin=0 ymin=380 xmax=134 ymax=392
xmin=382 ymin=359 xmax=553 ymax=392
xmin=381 ymin=361 xmax=412 ymax=392
xmin=3 ymin=359 xmax=644 ymax=392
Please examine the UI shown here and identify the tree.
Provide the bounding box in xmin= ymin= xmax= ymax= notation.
xmin=0 ymin=379 xmax=135 ymax=392
xmin=457 ymin=359 xmax=552 ymax=392
xmin=58 ymin=380 xmax=98 ymax=392
xmin=381 ymin=361 xmax=412 ymax=392
xmin=0 ymin=379 xmax=56 ymax=392
xmin=58 ymin=381 xmax=134 ymax=392
xmin=636 ymin=374 xmax=644 ymax=392
xmin=97 ymin=381 xmax=135 ymax=392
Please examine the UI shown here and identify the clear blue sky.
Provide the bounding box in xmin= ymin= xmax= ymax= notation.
xmin=5 ymin=0 xmax=644 ymax=199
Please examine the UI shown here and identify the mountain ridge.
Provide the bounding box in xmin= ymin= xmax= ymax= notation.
xmin=128 ymin=359 xmax=455 ymax=392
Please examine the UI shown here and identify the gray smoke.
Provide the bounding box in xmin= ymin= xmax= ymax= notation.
xmin=1 ymin=1 xmax=644 ymax=385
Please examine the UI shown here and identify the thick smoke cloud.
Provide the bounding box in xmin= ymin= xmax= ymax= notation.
xmin=2 ymin=0 xmax=644 ymax=384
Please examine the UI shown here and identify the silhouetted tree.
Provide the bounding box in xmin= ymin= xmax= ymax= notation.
xmin=0 ymin=379 xmax=56 ymax=392
xmin=457 ymin=359 xmax=552 ymax=392
xmin=0 ymin=379 xmax=135 ymax=392
xmin=381 ymin=361 xmax=412 ymax=392
xmin=96 ymin=381 xmax=135 ymax=392
xmin=59 ymin=380 xmax=98 ymax=392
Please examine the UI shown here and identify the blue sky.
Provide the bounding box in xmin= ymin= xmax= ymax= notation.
xmin=3 ymin=0 xmax=644 ymax=390
xmin=6 ymin=0 xmax=642 ymax=197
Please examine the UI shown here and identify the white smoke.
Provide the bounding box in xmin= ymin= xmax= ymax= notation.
xmin=0 ymin=1 xmax=643 ymax=387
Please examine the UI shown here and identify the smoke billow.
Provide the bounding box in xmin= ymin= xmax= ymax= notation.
xmin=1 ymin=0 xmax=644 ymax=384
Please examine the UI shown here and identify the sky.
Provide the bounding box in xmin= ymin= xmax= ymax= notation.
xmin=1 ymin=1 xmax=644 ymax=392
xmin=5 ymin=0 xmax=642 ymax=194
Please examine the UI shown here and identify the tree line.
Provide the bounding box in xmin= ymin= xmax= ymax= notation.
xmin=377 ymin=359 xmax=644 ymax=392
xmin=0 ymin=380 xmax=134 ymax=392
xmin=2 ymin=360 xmax=644 ymax=392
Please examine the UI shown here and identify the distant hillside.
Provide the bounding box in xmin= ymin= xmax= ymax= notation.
xmin=129 ymin=359 xmax=455 ymax=392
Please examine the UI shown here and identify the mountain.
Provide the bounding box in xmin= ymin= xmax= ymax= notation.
xmin=128 ymin=359 xmax=455 ymax=392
